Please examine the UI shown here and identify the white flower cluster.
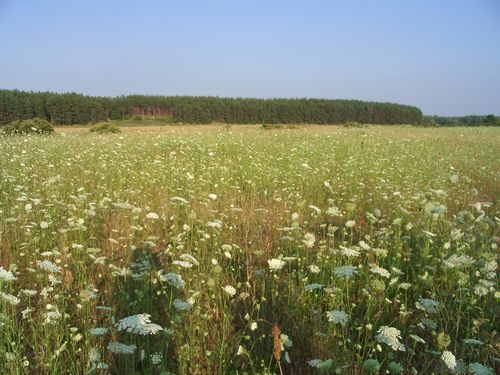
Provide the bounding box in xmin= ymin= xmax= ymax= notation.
xmin=0 ymin=266 xmax=17 ymax=282
xmin=441 ymin=351 xmax=456 ymax=370
xmin=302 ymin=233 xmax=316 ymax=248
xmin=375 ymin=326 xmax=406 ymax=351
xmin=107 ymin=342 xmax=136 ymax=354
xmin=36 ymin=260 xmax=61 ymax=273
xmin=416 ymin=298 xmax=439 ymax=314
xmin=222 ymin=285 xmax=237 ymax=296
xmin=308 ymin=358 xmax=333 ymax=369
xmin=173 ymin=299 xmax=192 ymax=311
xmin=334 ymin=265 xmax=358 ymax=279
xmin=158 ymin=271 xmax=185 ymax=289
xmin=115 ymin=314 xmax=163 ymax=335
xmin=326 ymin=310 xmax=349 ymax=325
xmin=268 ymin=258 xmax=286 ymax=271
xmin=0 ymin=292 xmax=20 ymax=306
xmin=370 ymin=266 xmax=391 ymax=278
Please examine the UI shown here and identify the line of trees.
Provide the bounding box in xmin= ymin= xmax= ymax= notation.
xmin=0 ymin=89 xmax=425 ymax=125
xmin=423 ymin=115 xmax=499 ymax=127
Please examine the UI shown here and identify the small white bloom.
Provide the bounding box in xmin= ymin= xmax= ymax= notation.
xmin=326 ymin=310 xmax=349 ymax=325
xmin=36 ymin=260 xmax=61 ymax=273
xmin=441 ymin=351 xmax=456 ymax=370
xmin=222 ymin=285 xmax=237 ymax=297
xmin=375 ymin=326 xmax=405 ymax=351
xmin=370 ymin=266 xmax=391 ymax=278
xmin=116 ymin=314 xmax=162 ymax=335
xmin=146 ymin=212 xmax=160 ymax=220
xmin=107 ymin=342 xmax=136 ymax=355
xmin=345 ymin=220 xmax=356 ymax=228
xmin=268 ymin=258 xmax=286 ymax=271
xmin=309 ymin=264 xmax=320 ymax=273
xmin=303 ymin=233 xmax=316 ymax=248
xmin=0 ymin=267 xmax=17 ymax=282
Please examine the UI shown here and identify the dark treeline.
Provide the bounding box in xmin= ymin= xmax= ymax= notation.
xmin=424 ymin=114 xmax=499 ymax=126
xmin=0 ymin=89 xmax=423 ymax=125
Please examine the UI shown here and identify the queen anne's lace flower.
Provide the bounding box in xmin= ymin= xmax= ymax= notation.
xmin=115 ymin=314 xmax=162 ymax=335
xmin=334 ymin=265 xmax=358 ymax=279
xmin=375 ymin=326 xmax=406 ymax=351
xmin=416 ymin=298 xmax=439 ymax=314
xmin=36 ymin=260 xmax=61 ymax=273
xmin=0 ymin=267 xmax=16 ymax=282
xmin=370 ymin=266 xmax=391 ymax=278
xmin=0 ymin=292 xmax=20 ymax=306
xmin=468 ymin=362 xmax=494 ymax=375
xmin=146 ymin=212 xmax=159 ymax=220
xmin=107 ymin=342 xmax=136 ymax=354
xmin=268 ymin=258 xmax=286 ymax=271
xmin=158 ymin=272 xmax=185 ymax=289
xmin=222 ymin=285 xmax=237 ymax=296
xmin=441 ymin=351 xmax=456 ymax=370
xmin=303 ymin=233 xmax=316 ymax=248
xmin=173 ymin=299 xmax=192 ymax=311
xmin=326 ymin=310 xmax=349 ymax=325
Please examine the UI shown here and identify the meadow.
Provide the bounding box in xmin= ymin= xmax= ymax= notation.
xmin=0 ymin=125 xmax=498 ymax=374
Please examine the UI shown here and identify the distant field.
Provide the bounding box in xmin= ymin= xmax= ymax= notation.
xmin=0 ymin=126 xmax=498 ymax=374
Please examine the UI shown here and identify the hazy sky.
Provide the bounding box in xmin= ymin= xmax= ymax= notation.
xmin=1 ymin=0 xmax=499 ymax=115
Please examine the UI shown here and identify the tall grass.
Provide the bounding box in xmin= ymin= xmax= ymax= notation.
xmin=0 ymin=126 xmax=498 ymax=374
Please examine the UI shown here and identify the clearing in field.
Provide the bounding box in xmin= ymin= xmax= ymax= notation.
xmin=0 ymin=126 xmax=498 ymax=374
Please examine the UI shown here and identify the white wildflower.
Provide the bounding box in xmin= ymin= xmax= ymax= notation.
xmin=0 ymin=267 xmax=17 ymax=282
xmin=146 ymin=212 xmax=160 ymax=220
xmin=309 ymin=264 xmax=321 ymax=273
xmin=222 ymin=285 xmax=237 ymax=297
xmin=90 ymin=327 xmax=108 ymax=336
xmin=150 ymin=352 xmax=162 ymax=365
xmin=334 ymin=265 xmax=358 ymax=279
xmin=172 ymin=299 xmax=192 ymax=311
xmin=345 ymin=220 xmax=356 ymax=228
xmin=370 ymin=266 xmax=391 ymax=278
xmin=441 ymin=351 xmax=456 ymax=370
xmin=268 ymin=258 xmax=286 ymax=271
xmin=468 ymin=362 xmax=494 ymax=375
xmin=158 ymin=272 xmax=185 ymax=289
xmin=305 ymin=283 xmax=324 ymax=291
xmin=0 ymin=292 xmax=20 ymax=306
xmin=326 ymin=310 xmax=349 ymax=325
xmin=303 ymin=233 xmax=316 ymax=248
xmin=341 ymin=246 xmax=360 ymax=257
xmin=116 ymin=314 xmax=163 ymax=335
xmin=375 ymin=326 xmax=406 ymax=351
xmin=416 ymin=298 xmax=439 ymax=314
xmin=308 ymin=359 xmax=333 ymax=369
xmin=36 ymin=260 xmax=61 ymax=273
xmin=107 ymin=342 xmax=136 ymax=355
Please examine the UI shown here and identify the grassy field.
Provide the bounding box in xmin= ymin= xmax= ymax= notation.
xmin=0 ymin=125 xmax=498 ymax=374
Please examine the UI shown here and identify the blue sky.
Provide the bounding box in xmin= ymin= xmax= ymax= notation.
xmin=1 ymin=0 xmax=499 ymax=115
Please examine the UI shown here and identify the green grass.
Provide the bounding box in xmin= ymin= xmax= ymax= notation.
xmin=0 ymin=126 xmax=498 ymax=374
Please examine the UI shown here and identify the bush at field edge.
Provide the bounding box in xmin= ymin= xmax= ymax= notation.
xmin=2 ymin=118 xmax=54 ymax=135
xmin=89 ymin=122 xmax=121 ymax=134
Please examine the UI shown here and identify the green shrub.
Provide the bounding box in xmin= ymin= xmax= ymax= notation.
xmin=2 ymin=118 xmax=54 ymax=135
xmin=343 ymin=121 xmax=368 ymax=128
xmin=417 ymin=121 xmax=440 ymax=128
xmin=132 ymin=116 xmax=143 ymax=121
xmin=261 ymin=123 xmax=283 ymax=130
xmin=89 ymin=122 xmax=121 ymax=134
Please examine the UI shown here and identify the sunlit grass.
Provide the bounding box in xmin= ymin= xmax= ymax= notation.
xmin=0 ymin=125 xmax=498 ymax=374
